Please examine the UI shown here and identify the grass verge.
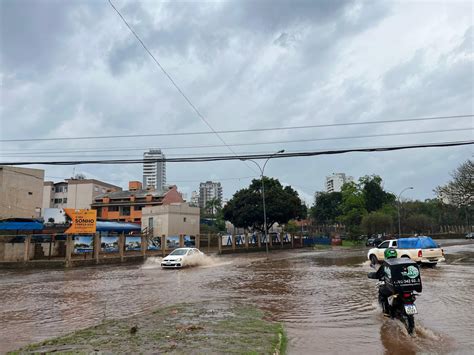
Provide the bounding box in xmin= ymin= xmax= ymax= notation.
xmin=10 ymin=302 xmax=286 ymax=354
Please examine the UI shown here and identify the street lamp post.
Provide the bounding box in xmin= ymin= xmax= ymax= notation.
xmin=397 ymin=187 xmax=414 ymax=237
xmin=241 ymin=149 xmax=285 ymax=256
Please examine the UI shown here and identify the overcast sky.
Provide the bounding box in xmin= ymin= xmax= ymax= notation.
xmin=1 ymin=0 xmax=473 ymax=204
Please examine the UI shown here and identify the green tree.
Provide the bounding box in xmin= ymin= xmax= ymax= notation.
xmin=359 ymin=175 xmax=396 ymax=212
xmin=204 ymin=197 xmax=222 ymax=218
xmin=310 ymin=191 xmax=343 ymax=224
xmin=284 ymin=220 xmax=300 ymax=234
xmin=222 ymin=178 xmax=305 ymax=232
xmin=404 ymin=213 xmax=436 ymax=234
xmin=337 ymin=182 xmax=367 ymax=237
xmin=361 ymin=211 xmax=393 ymax=235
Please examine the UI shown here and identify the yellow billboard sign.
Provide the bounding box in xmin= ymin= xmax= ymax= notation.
xmin=64 ymin=209 xmax=97 ymax=234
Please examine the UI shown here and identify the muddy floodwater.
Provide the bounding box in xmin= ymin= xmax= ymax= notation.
xmin=1 ymin=240 xmax=473 ymax=354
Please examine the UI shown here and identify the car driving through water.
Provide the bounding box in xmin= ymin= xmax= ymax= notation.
xmin=368 ymin=236 xmax=445 ymax=266
xmin=161 ymin=247 xmax=205 ymax=268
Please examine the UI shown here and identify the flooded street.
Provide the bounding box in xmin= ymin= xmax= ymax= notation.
xmin=1 ymin=240 xmax=473 ymax=354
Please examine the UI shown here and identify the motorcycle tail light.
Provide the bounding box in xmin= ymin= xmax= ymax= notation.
xmin=403 ymin=293 xmax=411 ymax=298
xmin=418 ymin=250 xmax=423 ymax=258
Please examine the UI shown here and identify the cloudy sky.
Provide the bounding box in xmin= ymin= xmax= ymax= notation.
xmin=1 ymin=0 xmax=472 ymax=204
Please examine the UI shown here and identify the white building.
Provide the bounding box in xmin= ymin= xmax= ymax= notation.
xmin=198 ymin=181 xmax=223 ymax=209
xmin=190 ymin=191 xmax=199 ymax=207
xmin=42 ymin=178 xmax=121 ymax=211
xmin=143 ymin=149 xmax=166 ymax=190
xmin=325 ymin=173 xmax=353 ymax=193
xmin=142 ymin=203 xmax=200 ymax=237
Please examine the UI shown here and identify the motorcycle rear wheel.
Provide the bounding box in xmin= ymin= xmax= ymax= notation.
xmin=401 ymin=314 xmax=415 ymax=335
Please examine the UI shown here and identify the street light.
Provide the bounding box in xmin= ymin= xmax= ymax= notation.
xmin=241 ymin=149 xmax=285 ymax=256
xmin=397 ymin=187 xmax=414 ymax=237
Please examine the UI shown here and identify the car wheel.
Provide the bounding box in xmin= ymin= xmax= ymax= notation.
xmin=370 ymin=255 xmax=378 ymax=265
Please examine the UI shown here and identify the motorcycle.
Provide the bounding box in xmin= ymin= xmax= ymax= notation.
xmin=374 ymin=279 xmax=418 ymax=334
xmin=368 ymin=258 xmax=422 ymax=335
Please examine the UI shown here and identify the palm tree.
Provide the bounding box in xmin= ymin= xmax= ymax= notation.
xmin=205 ymin=198 xmax=222 ymax=219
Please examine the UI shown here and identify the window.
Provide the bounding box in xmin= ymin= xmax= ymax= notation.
xmin=63 ymin=198 xmax=67 ymax=203
xmin=183 ymin=217 xmax=187 ymax=222
xmin=108 ymin=206 xmax=119 ymax=212
xmin=120 ymin=206 xmax=131 ymax=216
xmin=378 ymin=241 xmax=389 ymax=249
xmin=54 ymin=198 xmax=62 ymax=204
xmin=134 ymin=205 xmax=143 ymax=211
xmin=64 ymin=187 xmax=68 ymax=193
xmin=94 ymin=186 xmax=99 ymax=192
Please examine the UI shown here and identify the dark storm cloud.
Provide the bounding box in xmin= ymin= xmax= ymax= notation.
xmin=0 ymin=0 xmax=472 ymax=202
xmin=0 ymin=0 xmax=105 ymax=75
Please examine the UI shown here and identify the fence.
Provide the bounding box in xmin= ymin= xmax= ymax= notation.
xmin=0 ymin=231 xmax=332 ymax=267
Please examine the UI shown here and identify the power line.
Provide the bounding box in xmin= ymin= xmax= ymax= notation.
xmin=107 ymin=0 xmax=257 ymax=174
xmin=1 ymin=114 xmax=472 ymax=143
xmin=43 ymin=175 xmax=257 ymax=184
xmin=1 ymin=140 xmax=471 ymax=166
xmin=1 ymin=127 xmax=471 ymax=156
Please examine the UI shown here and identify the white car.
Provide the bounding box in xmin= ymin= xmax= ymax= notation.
xmin=367 ymin=237 xmax=445 ymax=266
xmin=161 ymin=248 xmax=204 ymax=268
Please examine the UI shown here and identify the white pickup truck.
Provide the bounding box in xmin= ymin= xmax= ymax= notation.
xmin=367 ymin=236 xmax=445 ymax=266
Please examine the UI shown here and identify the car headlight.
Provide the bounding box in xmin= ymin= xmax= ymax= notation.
xmin=177 ymin=258 xmax=182 ymax=261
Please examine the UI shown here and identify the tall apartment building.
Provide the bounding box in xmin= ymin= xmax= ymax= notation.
xmin=143 ymin=149 xmax=166 ymax=190
xmin=198 ymin=181 xmax=223 ymax=209
xmin=325 ymin=173 xmax=353 ymax=193
xmin=42 ymin=178 xmax=122 ymax=211
xmin=190 ymin=191 xmax=199 ymax=207
xmin=0 ymin=166 xmax=44 ymax=219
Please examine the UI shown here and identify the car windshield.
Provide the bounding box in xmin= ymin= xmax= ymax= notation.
xmin=169 ymin=249 xmax=188 ymax=256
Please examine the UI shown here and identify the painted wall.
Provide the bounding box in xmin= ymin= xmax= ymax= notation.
xmin=142 ymin=203 xmax=200 ymax=237
xmin=0 ymin=166 xmax=44 ymax=219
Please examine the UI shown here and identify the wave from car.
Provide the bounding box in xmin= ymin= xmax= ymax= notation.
xmin=367 ymin=236 xmax=445 ymax=266
xmin=161 ymin=247 xmax=205 ymax=269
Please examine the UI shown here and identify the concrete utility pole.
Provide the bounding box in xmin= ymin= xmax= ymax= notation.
xmin=241 ymin=150 xmax=285 ymax=256
xmin=398 ymin=187 xmax=414 ymax=237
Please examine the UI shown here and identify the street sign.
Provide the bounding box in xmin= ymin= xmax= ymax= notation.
xmin=64 ymin=209 xmax=97 ymax=234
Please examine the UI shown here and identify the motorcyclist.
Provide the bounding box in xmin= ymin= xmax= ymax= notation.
xmin=368 ymin=248 xmax=398 ymax=315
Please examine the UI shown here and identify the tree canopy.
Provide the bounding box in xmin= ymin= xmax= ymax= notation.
xmin=435 ymin=160 xmax=473 ymax=207
xmin=310 ymin=191 xmax=342 ymax=224
xmin=222 ymin=177 xmax=306 ymax=232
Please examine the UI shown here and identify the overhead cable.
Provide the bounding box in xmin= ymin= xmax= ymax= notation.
xmin=1 ymin=127 xmax=471 ymax=156
xmin=1 ymin=114 xmax=472 ymax=143
xmin=1 ymin=140 xmax=471 ymax=166
xmin=107 ymin=0 xmax=257 ymax=174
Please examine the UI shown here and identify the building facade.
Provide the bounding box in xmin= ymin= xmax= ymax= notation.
xmin=198 ymin=181 xmax=223 ymax=209
xmin=0 ymin=166 xmax=44 ymax=219
xmin=190 ymin=191 xmax=199 ymax=207
xmin=42 ymin=178 xmax=122 ymax=211
xmin=143 ymin=149 xmax=166 ymax=190
xmin=91 ymin=183 xmax=184 ymax=223
xmin=325 ymin=173 xmax=353 ymax=193
xmin=142 ymin=203 xmax=200 ymax=237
